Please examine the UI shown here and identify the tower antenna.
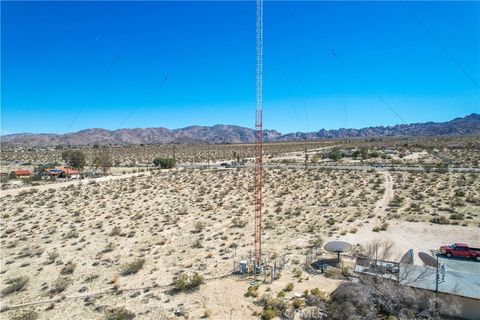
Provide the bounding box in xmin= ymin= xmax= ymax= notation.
xmin=254 ymin=0 xmax=263 ymax=267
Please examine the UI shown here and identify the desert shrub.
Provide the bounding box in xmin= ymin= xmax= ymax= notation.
xmin=60 ymin=261 xmax=76 ymax=275
xmin=173 ymin=272 xmax=204 ymax=292
xmin=259 ymin=294 xmax=287 ymax=319
xmin=194 ymin=221 xmax=206 ymax=233
xmin=231 ymin=217 xmax=247 ymax=228
xmin=174 ymin=273 xmax=189 ymax=291
xmin=45 ymin=250 xmax=59 ymax=264
xmin=152 ymin=158 xmax=176 ymax=169
xmin=245 ymin=284 xmax=260 ymax=298
xmin=109 ymin=226 xmax=122 ymax=236
xmin=104 ymin=307 xmax=136 ymax=320
xmin=293 ymin=298 xmax=303 ymax=309
xmin=190 ymin=273 xmax=204 ymax=288
xmin=101 ymin=243 xmax=115 ymax=253
xmin=310 ymin=288 xmax=321 ymax=296
xmin=284 ymin=282 xmax=294 ymax=292
xmin=120 ymin=258 xmax=145 ymax=276
xmin=324 ymin=268 xmax=342 ymax=279
xmin=50 ymin=277 xmax=72 ymax=295
xmin=203 ymin=309 xmax=212 ymax=318
xmin=9 ymin=308 xmax=39 ymax=320
xmin=341 ymin=266 xmax=350 ymax=277
xmin=262 ymin=309 xmax=277 ymax=320
xmin=328 ymin=149 xmax=343 ymax=161
xmin=430 ymin=216 xmax=450 ymax=225
xmin=373 ymin=222 xmax=389 ymax=232
xmin=328 ymin=277 xmax=458 ymax=319
xmin=1 ymin=276 xmax=29 ymax=296
xmin=449 ymin=213 xmax=464 ymax=220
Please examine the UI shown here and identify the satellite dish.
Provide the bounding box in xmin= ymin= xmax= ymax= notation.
xmin=324 ymin=241 xmax=352 ymax=253
xmin=400 ymin=249 xmax=414 ymax=264
xmin=418 ymin=252 xmax=438 ymax=268
xmin=324 ymin=241 xmax=352 ymax=260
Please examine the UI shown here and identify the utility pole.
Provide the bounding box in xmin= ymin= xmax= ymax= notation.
xmin=254 ymin=0 xmax=263 ymax=268
xmin=304 ymin=146 xmax=308 ymax=170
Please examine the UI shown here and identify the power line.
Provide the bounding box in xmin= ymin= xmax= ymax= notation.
xmin=322 ymin=43 xmax=407 ymax=124
xmin=401 ymin=0 xmax=480 ymax=89
xmin=298 ymin=79 xmax=311 ymax=133
xmin=66 ymin=6 xmax=150 ymax=132
xmin=117 ymin=75 xmax=169 ymax=128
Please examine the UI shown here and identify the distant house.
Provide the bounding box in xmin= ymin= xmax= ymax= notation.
xmin=40 ymin=168 xmax=64 ymax=180
xmin=10 ymin=170 xmax=32 ymax=179
xmin=59 ymin=168 xmax=81 ymax=179
xmin=40 ymin=168 xmax=81 ymax=180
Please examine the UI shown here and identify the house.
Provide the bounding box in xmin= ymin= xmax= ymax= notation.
xmin=40 ymin=169 xmax=64 ymax=180
xmin=58 ymin=168 xmax=81 ymax=179
xmin=40 ymin=168 xmax=81 ymax=180
xmin=10 ymin=170 xmax=32 ymax=179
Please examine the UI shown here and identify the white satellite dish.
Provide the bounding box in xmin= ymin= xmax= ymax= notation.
xmin=324 ymin=241 xmax=352 ymax=260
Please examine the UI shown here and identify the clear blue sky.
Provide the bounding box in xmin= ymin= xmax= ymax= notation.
xmin=1 ymin=1 xmax=479 ymax=135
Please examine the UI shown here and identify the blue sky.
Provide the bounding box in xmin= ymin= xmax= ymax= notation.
xmin=1 ymin=1 xmax=479 ymax=135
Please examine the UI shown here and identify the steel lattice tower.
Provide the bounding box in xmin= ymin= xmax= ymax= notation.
xmin=254 ymin=0 xmax=263 ymax=266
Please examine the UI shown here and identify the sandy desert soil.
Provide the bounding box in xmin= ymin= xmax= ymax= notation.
xmin=1 ymin=165 xmax=478 ymax=319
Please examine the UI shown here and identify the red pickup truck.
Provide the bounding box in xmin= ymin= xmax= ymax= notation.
xmin=439 ymin=243 xmax=480 ymax=261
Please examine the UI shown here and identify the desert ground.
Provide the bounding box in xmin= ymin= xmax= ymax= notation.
xmin=1 ymin=138 xmax=479 ymax=319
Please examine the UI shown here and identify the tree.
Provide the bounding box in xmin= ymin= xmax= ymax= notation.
xmin=328 ymin=149 xmax=343 ymax=161
xmin=360 ymin=148 xmax=369 ymax=160
xmin=153 ymin=158 xmax=176 ymax=169
xmin=61 ymin=150 xmax=86 ymax=169
xmin=93 ymin=150 xmax=113 ymax=175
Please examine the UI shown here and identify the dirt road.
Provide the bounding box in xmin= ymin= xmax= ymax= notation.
xmin=0 ymin=171 xmax=151 ymax=198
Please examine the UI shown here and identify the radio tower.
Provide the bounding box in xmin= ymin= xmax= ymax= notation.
xmin=254 ymin=0 xmax=263 ymax=267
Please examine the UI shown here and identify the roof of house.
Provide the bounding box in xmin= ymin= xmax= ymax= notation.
xmin=43 ymin=169 xmax=63 ymax=174
xmin=59 ymin=168 xmax=81 ymax=174
xmin=11 ymin=170 xmax=32 ymax=176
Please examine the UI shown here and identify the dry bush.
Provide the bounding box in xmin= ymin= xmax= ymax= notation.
xmin=119 ymin=258 xmax=145 ymax=276
xmin=1 ymin=276 xmax=29 ymax=297
xmin=104 ymin=307 xmax=136 ymax=320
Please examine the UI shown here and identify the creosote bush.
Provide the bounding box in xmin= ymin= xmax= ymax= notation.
xmin=49 ymin=277 xmax=72 ymax=295
xmin=104 ymin=307 xmax=136 ymax=320
xmin=1 ymin=276 xmax=29 ymax=297
xmin=120 ymin=258 xmax=145 ymax=276
xmin=173 ymin=272 xmax=204 ymax=292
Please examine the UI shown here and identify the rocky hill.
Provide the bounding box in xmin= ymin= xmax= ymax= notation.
xmin=1 ymin=114 xmax=478 ymax=147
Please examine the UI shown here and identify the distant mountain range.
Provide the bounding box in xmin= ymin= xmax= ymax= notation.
xmin=1 ymin=114 xmax=479 ymax=147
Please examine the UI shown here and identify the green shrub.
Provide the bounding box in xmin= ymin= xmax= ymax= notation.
xmin=262 ymin=309 xmax=277 ymax=320
xmin=153 ymin=158 xmax=176 ymax=169
xmin=245 ymin=284 xmax=259 ymax=297
xmin=174 ymin=272 xmax=204 ymax=292
xmin=293 ymin=298 xmax=303 ymax=309
xmin=120 ymin=258 xmax=145 ymax=276
xmin=284 ymin=282 xmax=294 ymax=292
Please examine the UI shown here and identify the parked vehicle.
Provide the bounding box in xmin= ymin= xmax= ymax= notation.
xmin=439 ymin=243 xmax=480 ymax=261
